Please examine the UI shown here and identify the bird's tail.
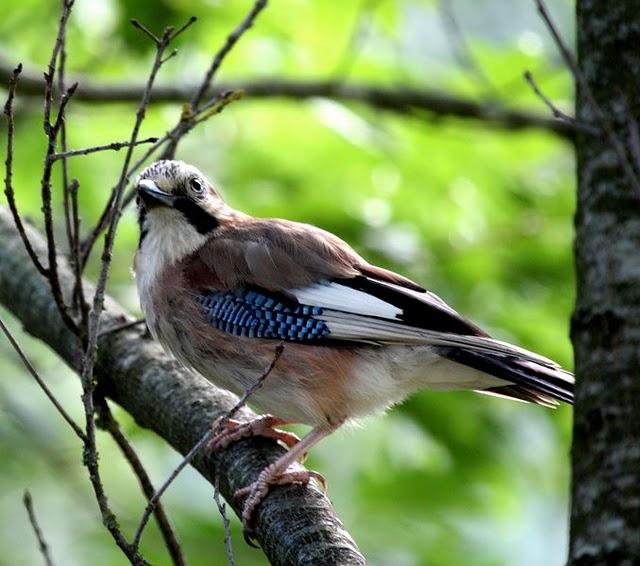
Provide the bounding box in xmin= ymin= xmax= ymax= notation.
xmin=434 ymin=345 xmax=574 ymax=407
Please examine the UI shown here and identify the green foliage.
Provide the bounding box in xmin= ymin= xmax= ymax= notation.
xmin=0 ymin=0 xmax=574 ymax=564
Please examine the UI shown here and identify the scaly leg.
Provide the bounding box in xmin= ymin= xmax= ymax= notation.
xmin=209 ymin=414 xmax=301 ymax=451
xmin=235 ymin=420 xmax=344 ymax=537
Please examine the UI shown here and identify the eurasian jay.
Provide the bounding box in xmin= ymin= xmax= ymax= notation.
xmin=134 ymin=159 xmax=573 ymax=532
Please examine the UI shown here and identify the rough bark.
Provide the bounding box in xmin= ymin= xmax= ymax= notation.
xmin=570 ymin=2 xmax=640 ymax=564
xmin=0 ymin=206 xmax=365 ymax=566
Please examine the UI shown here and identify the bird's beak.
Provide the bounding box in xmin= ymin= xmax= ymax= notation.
xmin=136 ymin=179 xmax=178 ymax=208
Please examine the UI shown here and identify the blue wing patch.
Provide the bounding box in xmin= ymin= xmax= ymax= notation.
xmin=196 ymin=289 xmax=331 ymax=342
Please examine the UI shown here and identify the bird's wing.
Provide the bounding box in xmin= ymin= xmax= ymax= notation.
xmin=187 ymin=218 xmax=573 ymax=404
xmin=188 ymin=218 xmax=483 ymax=335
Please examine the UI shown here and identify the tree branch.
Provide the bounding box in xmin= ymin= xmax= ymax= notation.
xmin=0 ymin=206 xmax=366 ymax=565
xmin=0 ymin=61 xmax=575 ymax=140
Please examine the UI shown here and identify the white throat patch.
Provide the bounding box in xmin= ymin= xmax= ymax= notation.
xmin=135 ymin=208 xmax=207 ymax=296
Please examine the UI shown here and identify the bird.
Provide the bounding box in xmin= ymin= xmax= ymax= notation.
xmin=133 ymin=159 xmax=573 ymax=534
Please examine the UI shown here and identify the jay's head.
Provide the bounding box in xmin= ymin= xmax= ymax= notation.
xmin=135 ymin=160 xmax=229 ymax=249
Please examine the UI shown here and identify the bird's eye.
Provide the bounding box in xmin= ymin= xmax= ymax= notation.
xmin=190 ymin=178 xmax=205 ymax=195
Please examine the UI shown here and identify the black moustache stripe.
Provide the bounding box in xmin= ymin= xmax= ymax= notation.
xmin=173 ymin=198 xmax=219 ymax=234
xmin=137 ymin=201 xmax=148 ymax=247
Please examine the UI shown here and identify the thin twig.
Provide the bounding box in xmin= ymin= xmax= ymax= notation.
xmin=160 ymin=50 xmax=179 ymax=66
xmin=130 ymin=19 xmax=161 ymax=45
xmin=219 ymin=343 xmax=284 ymax=430
xmin=42 ymin=0 xmax=75 ymax=131
xmin=0 ymin=315 xmax=86 ymax=441
xmin=69 ymin=179 xmax=89 ymax=326
xmin=95 ymin=399 xmax=185 ymax=566
xmin=193 ymin=89 xmax=244 ymax=124
xmin=523 ymin=70 xmax=597 ymax=134
xmin=171 ymin=16 xmax=198 ymax=41
xmin=52 ymin=137 xmax=159 ymax=161
xmin=40 ymin=12 xmax=79 ymax=334
xmin=534 ymin=0 xmax=640 ymax=194
xmin=23 ymin=491 xmax=55 ymax=566
xmin=191 ymin=0 xmax=267 ymax=108
xmin=3 ymin=64 xmax=48 ymax=276
xmin=57 ymin=22 xmax=73 ymax=268
xmin=132 ymin=427 xmax=215 ymax=550
xmin=213 ymin=474 xmax=235 ymax=566
xmin=38 ymin=0 xmax=79 ymax=334
xmin=132 ymin=343 xmax=284 ymax=551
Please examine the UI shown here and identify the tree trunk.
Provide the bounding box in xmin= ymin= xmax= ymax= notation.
xmin=570 ymin=2 xmax=640 ymax=564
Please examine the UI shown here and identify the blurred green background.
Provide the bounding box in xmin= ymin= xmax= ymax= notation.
xmin=0 ymin=0 xmax=574 ymax=564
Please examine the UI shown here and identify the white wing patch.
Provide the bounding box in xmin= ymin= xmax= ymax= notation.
xmin=291 ymin=278 xmax=571 ymax=386
xmin=291 ymin=281 xmax=402 ymax=319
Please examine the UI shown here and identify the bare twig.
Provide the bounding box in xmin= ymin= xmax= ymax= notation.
xmin=523 ymin=70 xmax=598 ymax=134
xmin=132 ymin=342 xmax=284 ymax=551
xmin=3 ymin=64 xmax=48 ymax=276
xmin=39 ymin=0 xmax=79 ymax=334
xmin=95 ymin=399 xmax=185 ymax=566
xmin=172 ymin=16 xmax=199 ymax=41
xmin=57 ymin=22 xmax=73 ymax=272
xmin=193 ymin=89 xmax=244 ymax=122
xmin=23 ymin=491 xmax=55 ymax=566
xmin=52 ymin=137 xmax=159 ymax=161
xmin=214 ymin=474 xmax=235 ymax=566
xmin=132 ymin=428 xmax=215 ymax=550
xmin=130 ymin=19 xmax=161 ymax=45
xmin=191 ymin=0 xmax=267 ymax=108
xmin=69 ymin=179 xmax=89 ymax=326
xmin=523 ymin=69 xmax=575 ymax=123
xmin=534 ymin=0 xmax=640 ymax=193
xmin=218 ymin=342 xmax=284 ymax=430
xmin=0 ymin=315 xmax=86 ymax=441
xmin=42 ymin=0 xmax=74 ymax=131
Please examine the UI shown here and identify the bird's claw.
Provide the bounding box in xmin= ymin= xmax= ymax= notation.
xmin=235 ymin=467 xmax=328 ymax=542
xmin=208 ymin=414 xmax=300 ymax=452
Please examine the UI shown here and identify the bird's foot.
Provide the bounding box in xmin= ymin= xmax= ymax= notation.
xmin=209 ymin=414 xmax=300 ymax=452
xmin=235 ymin=464 xmax=327 ymax=542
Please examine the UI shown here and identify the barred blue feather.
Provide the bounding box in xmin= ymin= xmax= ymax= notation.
xmin=196 ymin=289 xmax=330 ymax=342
